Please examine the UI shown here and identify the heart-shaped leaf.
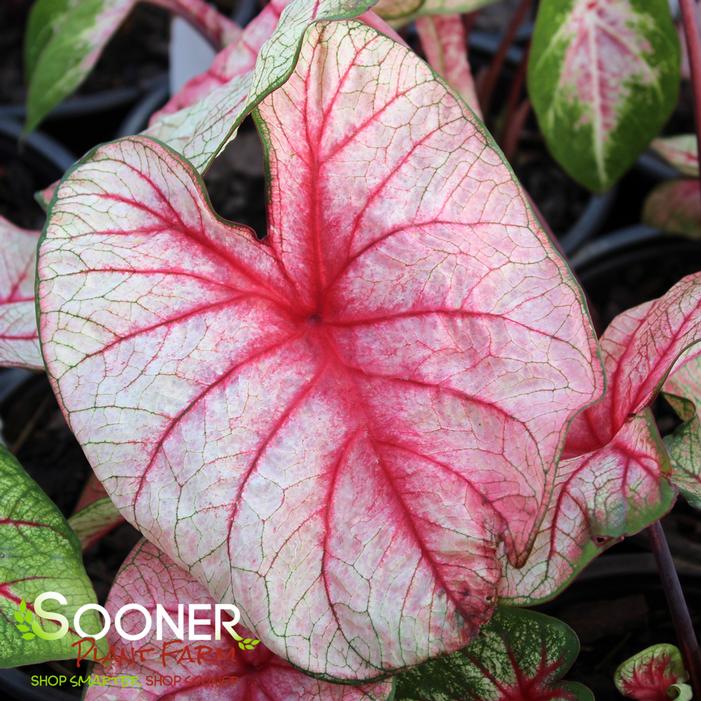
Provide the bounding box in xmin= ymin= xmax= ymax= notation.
xmin=394 ymin=606 xmax=592 ymax=701
xmin=0 ymin=216 xmax=42 ymax=370
xmin=38 ymin=20 xmax=602 ymax=679
xmin=501 ymin=273 xmax=701 ymax=602
xmin=652 ymin=135 xmax=699 ymax=177
xmin=374 ymin=0 xmax=500 ymax=25
xmin=24 ymin=0 xmax=240 ymax=132
xmin=614 ymin=644 xmax=691 ymax=701
xmin=643 ymin=179 xmax=701 ymax=238
xmin=663 ymin=349 xmax=701 ymax=509
xmin=0 ymin=445 xmax=103 ymax=666
xmin=529 ymin=0 xmax=680 ymax=192
xmin=85 ymin=539 xmax=393 ymax=700
xmin=143 ymin=0 xmax=389 ymax=173
xmin=415 ymin=14 xmax=482 ymax=119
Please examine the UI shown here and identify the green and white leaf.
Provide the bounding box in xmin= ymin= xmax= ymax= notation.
xmin=394 ymin=607 xmax=593 ymax=701
xmin=374 ymin=0 xmax=500 ymax=24
xmin=68 ymin=496 xmax=123 ymax=550
xmin=652 ymin=134 xmax=699 ymax=177
xmin=0 ymin=445 xmax=103 ymax=667
xmin=529 ymin=0 xmax=680 ymax=192
xmin=663 ymin=349 xmax=701 ymax=509
xmin=146 ymin=0 xmax=380 ymax=173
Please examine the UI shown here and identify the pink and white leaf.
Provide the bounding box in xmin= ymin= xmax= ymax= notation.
xmin=651 ymin=135 xmax=699 ymax=177
xmin=663 ymin=348 xmax=701 ymax=509
xmin=85 ymin=540 xmax=392 ymax=701
xmin=416 ymin=14 xmax=482 ymax=119
xmin=374 ymin=0 xmax=500 ymax=24
xmin=643 ymin=179 xmax=701 ymax=239
xmin=0 ymin=216 xmax=42 ymax=370
xmin=38 ymin=21 xmax=602 ymax=679
xmin=614 ymin=644 xmax=691 ymax=701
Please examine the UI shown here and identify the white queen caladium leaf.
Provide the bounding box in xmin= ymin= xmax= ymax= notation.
xmin=145 ymin=0 xmax=388 ymax=173
xmin=394 ymin=607 xmax=592 ymax=701
xmin=38 ymin=20 xmax=602 ymax=679
xmin=529 ymin=0 xmax=680 ymax=193
xmin=25 ymin=0 xmax=240 ymax=132
xmin=614 ymin=644 xmax=691 ymax=701
xmin=85 ymin=540 xmax=393 ymax=700
xmin=0 ymin=216 xmax=43 ymax=370
xmin=501 ymin=273 xmax=701 ymax=603
xmin=0 ymin=445 xmax=104 ymax=666
xmin=663 ymin=349 xmax=701 ymax=509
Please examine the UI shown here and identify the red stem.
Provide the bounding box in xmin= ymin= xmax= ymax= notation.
xmin=499 ymin=41 xmax=530 ymax=147
xmin=478 ymin=0 xmax=532 ymax=119
xmin=648 ymin=520 xmax=701 ymax=696
xmin=502 ymin=98 xmax=531 ymax=161
xmin=680 ymin=0 xmax=701 ymax=204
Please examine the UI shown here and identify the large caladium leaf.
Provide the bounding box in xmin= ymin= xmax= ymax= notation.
xmin=663 ymin=349 xmax=701 ymax=509
xmin=24 ymin=0 xmax=240 ymax=132
xmin=38 ymin=21 xmax=602 ymax=678
xmin=652 ymin=135 xmax=699 ymax=177
xmin=394 ymin=607 xmax=592 ymax=701
xmin=416 ymin=14 xmax=482 ymax=119
xmin=143 ymin=0 xmax=403 ymax=173
xmin=501 ymin=273 xmax=701 ymax=602
xmin=0 ymin=216 xmax=42 ymax=370
xmin=374 ymin=0 xmax=500 ymax=24
xmin=614 ymin=644 xmax=692 ymax=701
xmin=643 ymin=179 xmax=701 ymax=238
xmin=529 ymin=0 xmax=680 ymax=192
xmin=85 ymin=540 xmax=393 ymax=700
xmin=0 ymin=445 xmax=103 ymax=666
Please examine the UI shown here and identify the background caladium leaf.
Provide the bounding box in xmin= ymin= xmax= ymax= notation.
xmin=0 ymin=216 xmax=43 ymax=370
xmin=38 ymin=20 xmax=602 ymax=679
xmin=24 ymin=0 xmax=240 ymax=133
xmin=85 ymin=540 xmax=393 ymax=701
xmin=529 ymin=0 xmax=680 ymax=193
xmin=652 ymin=134 xmax=699 ymax=177
xmin=643 ymin=179 xmax=701 ymax=238
xmin=143 ymin=0 xmax=398 ymax=173
xmin=501 ymin=273 xmax=701 ymax=602
xmin=416 ymin=14 xmax=482 ymax=119
xmin=394 ymin=607 xmax=592 ymax=701
xmin=374 ymin=0 xmax=500 ymax=25
xmin=68 ymin=496 xmax=124 ymax=550
xmin=0 ymin=445 xmax=103 ymax=666
xmin=614 ymin=644 xmax=692 ymax=701
xmin=663 ymin=349 xmax=701 ymax=509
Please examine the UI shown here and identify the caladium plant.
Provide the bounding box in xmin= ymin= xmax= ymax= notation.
xmin=84 ymin=539 xmax=394 ymax=700
xmin=0 ymin=216 xmax=42 ymax=370
xmin=38 ymin=18 xmax=604 ymax=680
xmin=24 ymin=0 xmax=241 ymax=132
xmin=615 ymin=644 xmax=692 ymax=701
xmin=394 ymin=607 xmax=592 ymax=701
xmin=529 ymin=0 xmax=681 ymax=193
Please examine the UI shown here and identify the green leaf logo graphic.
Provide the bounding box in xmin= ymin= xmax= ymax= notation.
xmin=238 ymin=638 xmax=260 ymax=651
xmin=14 ymin=600 xmax=36 ymax=641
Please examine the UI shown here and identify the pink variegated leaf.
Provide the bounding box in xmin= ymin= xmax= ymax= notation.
xmin=529 ymin=0 xmax=680 ymax=192
xmin=38 ymin=21 xmax=602 ymax=678
xmin=615 ymin=644 xmax=691 ymax=701
xmin=500 ymin=273 xmax=701 ymax=602
xmin=416 ymin=14 xmax=482 ymax=119
xmin=0 ymin=216 xmax=43 ymax=370
xmin=85 ymin=540 xmax=393 ymax=701
xmin=25 ymin=0 xmax=240 ymax=132
xmin=663 ymin=349 xmax=701 ymax=509
xmin=69 ymin=474 xmax=125 ymax=550
xmin=651 ymin=135 xmax=699 ymax=177
xmin=643 ymin=179 xmax=701 ymax=238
